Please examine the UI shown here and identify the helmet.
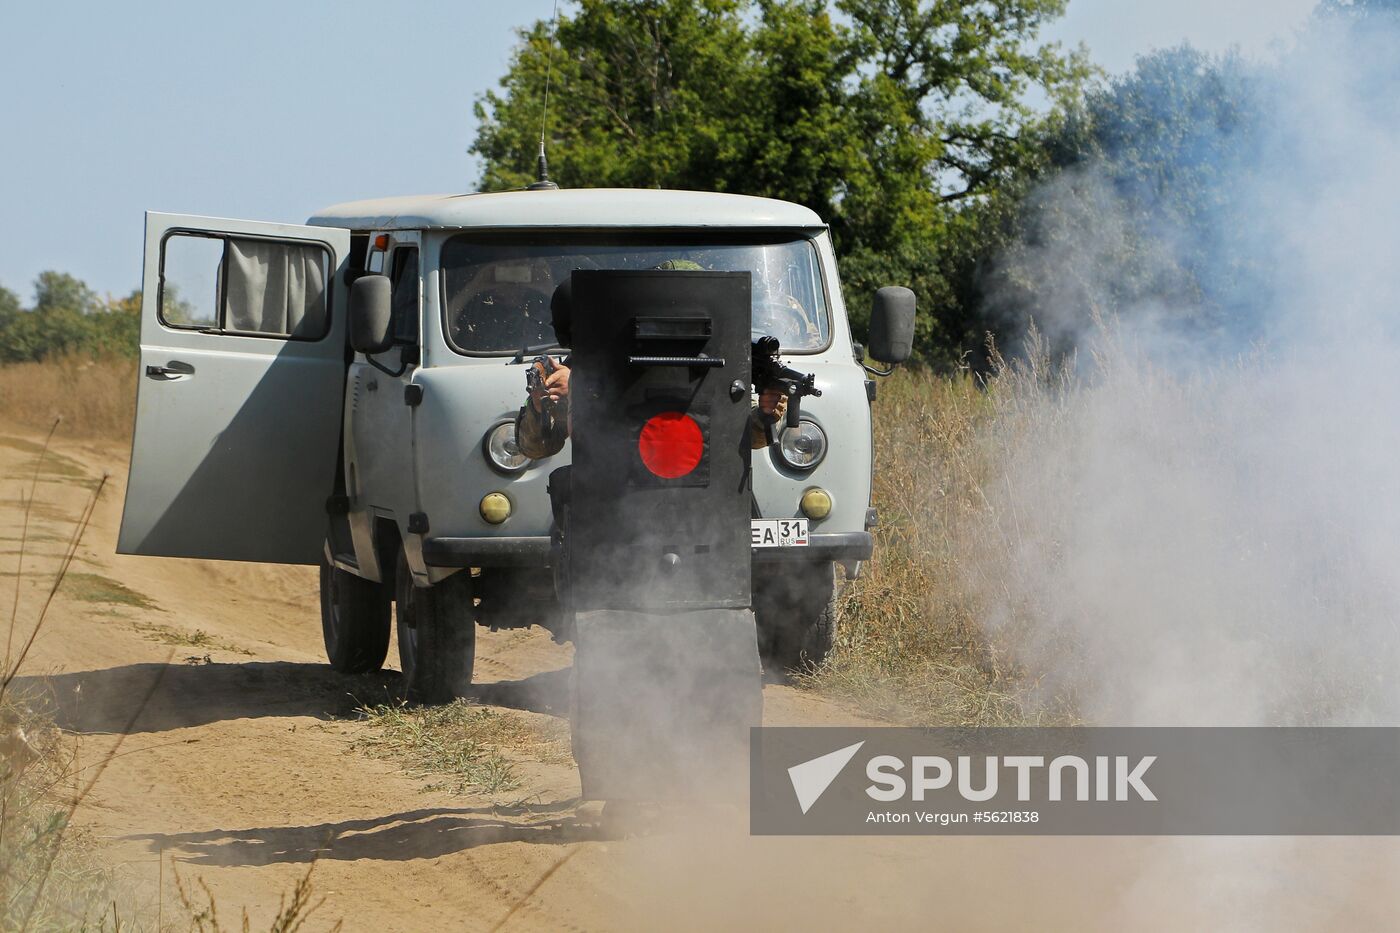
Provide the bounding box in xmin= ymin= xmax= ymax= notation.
xmin=550 ymin=278 xmax=573 ymax=347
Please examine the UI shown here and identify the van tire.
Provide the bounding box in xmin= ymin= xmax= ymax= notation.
xmin=319 ymin=551 xmax=392 ymax=674
xmin=395 ymin=551 xmax=476 ymax=704
xmin=755 ymin=561 xmax=838 ymax=676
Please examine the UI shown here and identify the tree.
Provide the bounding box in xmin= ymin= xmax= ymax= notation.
xmin=0 ymin=274 xmax=140 ymax=363
xmin=473 ymin=0 xmax=760 ymax=193
xmin=975 ymin=0 xmax=1400 ymax=358
xmin=977 ymin=46 xmax=1271 ymax=353
xmin=0 ymin=286 xmax=19 ymax=338
xmin=472 ymin=0 xmax=1088 ymax=364
xmin=86 ymin=290 xmax=141 ymax=358
xmin=33 ymin=271 xmax=99 ymax=316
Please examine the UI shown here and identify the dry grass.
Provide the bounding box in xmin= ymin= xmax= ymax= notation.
xmin=353 ymin=700 xmax=571 ymax=795
xmin=0 ymin=426 xmax=137 ymax=929
xmin=0 ymin=422 xmax=339 ymax=930
xmin=0 ymin=687 xmax=137 ymax=930
xmin=0 ymin=354 xmax=136 ymax=440
xmin=179 ymin=862 xmax=342 ymax=933
xmin=805 ymin=345 xmax=1078 ymax=726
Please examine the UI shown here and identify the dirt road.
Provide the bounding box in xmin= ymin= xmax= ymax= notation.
xmin=3 ymin=425 xmax=1396 ymax=931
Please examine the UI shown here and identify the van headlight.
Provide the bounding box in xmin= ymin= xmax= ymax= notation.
xmin=777 ymin=420 xmax=827 ymax=470
xmin=483 ymin=420 xmax=529 ymax=474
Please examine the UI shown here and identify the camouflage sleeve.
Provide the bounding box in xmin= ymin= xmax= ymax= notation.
xmin=515 ymin=399 xmax=569 ymax=459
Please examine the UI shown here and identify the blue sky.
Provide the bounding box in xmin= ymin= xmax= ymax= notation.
xmin=0 ymin=0 xmax=1317 ymax=302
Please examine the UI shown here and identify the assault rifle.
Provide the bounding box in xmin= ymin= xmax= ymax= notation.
xmin=751 ymin=335 xmax=822 ymax=444
xmin=525 ymin=354 xmax=559 ymax=414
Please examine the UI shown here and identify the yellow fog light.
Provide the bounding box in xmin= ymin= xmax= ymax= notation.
xmin=800 ymin=487 xmax=832 ymax=520
xmin=480 ymin=492 xmax=512 ymax=524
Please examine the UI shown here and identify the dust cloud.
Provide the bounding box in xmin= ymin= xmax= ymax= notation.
xmin=598 ymin=11 xmax=1400 ymax=931
xmin=977 ymin=12 xmax=1400 ymax=727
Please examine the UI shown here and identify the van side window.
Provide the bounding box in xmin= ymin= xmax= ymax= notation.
xmin=161 ymin=235 xmax=222 ymax=328
xmin=160 ymin=232 xmax=331 ymax=340
xmin=390 ymin=247 xmax=420 ymax=344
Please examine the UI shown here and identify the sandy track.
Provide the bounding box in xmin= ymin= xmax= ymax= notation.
xmin=4 ymin=425 xmax=1398 ymax=931
xmin=0 ymin=424 xmax=877 ymax=931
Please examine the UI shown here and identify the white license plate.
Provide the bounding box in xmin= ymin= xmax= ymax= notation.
xmin=751 ymin=519 xmax=809 ymax=548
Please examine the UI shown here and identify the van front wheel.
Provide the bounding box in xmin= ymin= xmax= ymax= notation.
xmin=754 ymin=561 xmax=838 ymax=676
xmin=395 ymin=552 xmax=476 ymax=704
xmin=319 ymin=550 xmax=392 ymax=674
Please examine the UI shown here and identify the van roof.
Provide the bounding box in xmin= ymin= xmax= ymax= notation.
xmin=306 ymin=188 xmax=824 ymax=232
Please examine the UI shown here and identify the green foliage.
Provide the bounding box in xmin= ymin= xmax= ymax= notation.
xmin=969 ymin=0 xmax=1400 ymax=357
xmin=0 ymin=285 xmax=20 ymax=321
xmin=473 ymin=0 xmax=1089 ymax=365
xmin=0 ymin=273 xmax=139 ymax=363
xmin=974 ymin=46 xmax=1271 ymax=352
xmin=33 ymin=271 xmax=99 ymax=316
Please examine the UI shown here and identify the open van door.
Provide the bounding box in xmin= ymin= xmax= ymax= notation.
xmin=117 ymin=212 xmax=351 ymax=564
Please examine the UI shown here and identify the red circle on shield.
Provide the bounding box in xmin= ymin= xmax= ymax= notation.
xmin=638 ymin=412 xmax=704 ymax=479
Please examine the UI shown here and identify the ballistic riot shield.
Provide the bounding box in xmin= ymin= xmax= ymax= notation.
xmin=564 ymin=270 xmax=763 ymax=799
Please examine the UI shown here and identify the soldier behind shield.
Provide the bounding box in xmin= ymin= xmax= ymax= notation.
xmin=516 ymin=276 xmax=787 ymax=459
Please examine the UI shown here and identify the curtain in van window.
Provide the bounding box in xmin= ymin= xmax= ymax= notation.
xmin=224 ymin=239 xmax=328 ymax=337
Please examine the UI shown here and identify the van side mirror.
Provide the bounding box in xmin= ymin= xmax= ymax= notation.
xmin=349 ymin=275 xmax=393 ymax=355
xmin=869 ymin=286 xmax=916 ymax=365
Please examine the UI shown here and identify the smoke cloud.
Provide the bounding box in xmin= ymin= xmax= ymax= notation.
xmin=976 ymin=11 xmax=1400 ymax=726
xmin=599 ymin=13 xmax=1400 ymax=932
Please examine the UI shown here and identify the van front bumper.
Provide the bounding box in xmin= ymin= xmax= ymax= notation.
xmin=421 ymin=532 xmax=873 ymax=568
xmin=422 ymin=536 xmax=552 ymax=568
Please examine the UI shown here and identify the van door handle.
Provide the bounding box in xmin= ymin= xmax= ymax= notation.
xmin=146 ymin=362 xmax=195 ymax=379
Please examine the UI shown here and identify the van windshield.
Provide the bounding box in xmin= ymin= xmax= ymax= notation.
xmin=439 ymin=233 xmax=828 ymax=355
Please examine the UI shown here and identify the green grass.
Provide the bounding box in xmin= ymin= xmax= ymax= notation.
xmin=352 ymin=700 xmax=570 ymax=795
xmin=58 ymin=572 xmax=158 ymax=611
xmin=0 ymin=532 xmax=68 ymax=545
xmin=130 ymin=619 xmax=253 ymax=656
xmin=1 ymin=498 xmax=79 ymax=526
xmin=0 ymin=435 xmax=92 ymax=484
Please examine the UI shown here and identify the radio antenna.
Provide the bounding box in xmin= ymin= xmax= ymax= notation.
xmin=528 ymin=0 xmax=562 ymax=190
